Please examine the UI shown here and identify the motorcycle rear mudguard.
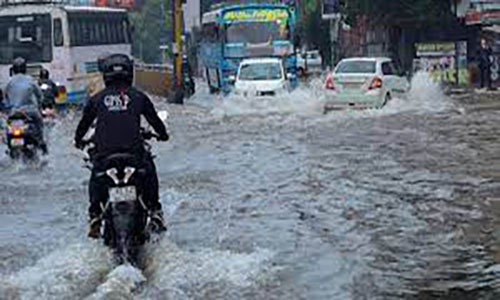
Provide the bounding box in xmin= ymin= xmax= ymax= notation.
xmin=103 ymin=197 xmax=148 ymax=263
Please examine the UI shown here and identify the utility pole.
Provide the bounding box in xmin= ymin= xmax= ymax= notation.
xmin=322 ymin=0 xmax=341 ymax=68
xmin=171 ymin=0 xmax=184 ymax=103
xmin=454 ymin=0 xmax=459 ymax=85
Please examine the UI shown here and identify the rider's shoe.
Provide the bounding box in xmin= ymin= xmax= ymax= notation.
xmin=150 ymin=210 xmax=167 ymax=233
xmin=88 ymin=218 xmax=101 ymax=239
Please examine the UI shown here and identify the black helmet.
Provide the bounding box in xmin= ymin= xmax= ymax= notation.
xmin=101 ymin=54 xmax=134 ymax=87
xmin=12 ymin=57 xmax=27 ymax=75
xmin=39 ymin=68 xmax=50 ymax=80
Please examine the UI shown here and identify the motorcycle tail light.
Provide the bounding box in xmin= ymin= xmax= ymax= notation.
xmin=9 ymin=126 xmax=24 ymax=137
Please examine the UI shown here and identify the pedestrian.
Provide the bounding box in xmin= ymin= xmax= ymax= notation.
xmin=477 ymin=38 xmax=493 ymax=90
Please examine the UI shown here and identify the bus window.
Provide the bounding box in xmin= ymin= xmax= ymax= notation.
xmin=122 ymin=19 xmax=131 ymax=44
xmin=108 ymin=20 xmax=116 ymax=44
xmin=67 ymin=12 xmax=130 ymax=46
xmin=93 ymin=22 xmax=100 ymax=44
xmin=54 ymin=18 xmax=63 ymax=46
xmin=79 ymin=21 xmax=87 ymax=45
xmin=116 ymin=20 xmax=124 ymax=43
xmin=69 ymin=20 xmax=76 ymax=45
xmin=99 ymin=20 xmax=107 ymax=44
xmin=0 ymin=14 xmax=52 ymax=63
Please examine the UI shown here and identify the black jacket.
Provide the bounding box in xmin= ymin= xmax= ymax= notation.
xmin=478 ymin=47 xmax=493 ymax=69
xmin=75 ymin=85 xmax=168 ymax=155
xmin=38 ymin=78 xmax=58 ymax=108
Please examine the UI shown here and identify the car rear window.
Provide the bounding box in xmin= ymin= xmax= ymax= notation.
xmin=238 ymin=62 xmax=283 ymax=81
xmin=336 ymin=61 xmax=376 ymax=74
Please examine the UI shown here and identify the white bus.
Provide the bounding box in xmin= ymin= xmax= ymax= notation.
xmin=0 ymin=3 xmax=132 ymax=105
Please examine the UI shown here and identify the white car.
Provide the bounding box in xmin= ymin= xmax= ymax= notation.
xmin=232 ymin=58 xmax=290 ymax=97
xmin=324 ymin=57 xmax=410 ymax=111
xmin=297 ymin=50 xmax=323 ymax=76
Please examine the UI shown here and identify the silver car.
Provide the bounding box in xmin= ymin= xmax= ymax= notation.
xmin=297 ymin=50 xmax=323 ymax=76
xmin=324 ymin=57 xmax=410 ymax=111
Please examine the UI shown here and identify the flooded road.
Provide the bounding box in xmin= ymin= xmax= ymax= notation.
xmin=1 ymin=73 xmax=500 ymax=299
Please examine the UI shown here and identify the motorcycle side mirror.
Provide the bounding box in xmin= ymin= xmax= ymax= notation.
xmin=157 ymin=110 xmax=168 ymax=122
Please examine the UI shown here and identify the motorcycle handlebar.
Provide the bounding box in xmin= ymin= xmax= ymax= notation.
xmin=141 ymin=131 xmax=159 ymax=140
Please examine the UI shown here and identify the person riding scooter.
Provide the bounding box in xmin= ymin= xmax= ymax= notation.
xmin=74 ymin=53 xmax=169 ymax=239
xmin=38 ymin=68 xmax=58 ymax=114
xmin=2 ymin=57 xmax=48 ymax=154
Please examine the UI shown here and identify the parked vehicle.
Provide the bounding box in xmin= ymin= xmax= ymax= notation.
xmin=297 ymin=50 xmax=323 ymax=77
xmin=232 ymin=58 xmax=290 ymax=97
xmin=323 ymin=57 xmax=410 ymax=111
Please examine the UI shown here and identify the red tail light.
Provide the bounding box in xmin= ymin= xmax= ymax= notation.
xmin=325 ymin=75 xmax=335 ymax=90
xmin=368 ymin=77 xmax=383 ymax=90
xmin=11 ymin=127 xmax=24 ymax=137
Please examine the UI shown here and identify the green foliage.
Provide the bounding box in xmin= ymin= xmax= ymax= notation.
xmin=297 ymin=0 xmax=331 ymax=65
xmin=131 ymin=0 xmax=171 ymax=64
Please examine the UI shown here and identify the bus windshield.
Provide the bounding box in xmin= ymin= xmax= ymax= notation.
xmin=225 ymin=21 xmax=289 ymax=44
xmin=0 ymin=14 xmax=52 ymax=64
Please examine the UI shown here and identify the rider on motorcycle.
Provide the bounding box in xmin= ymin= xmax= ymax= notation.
xmin=38 ymin=68 xmax=58 ymax=111
xmin=2 ymin=57 xmax=48 ymax=154
xmin=74 ymin=53 xmax=169 ymax=239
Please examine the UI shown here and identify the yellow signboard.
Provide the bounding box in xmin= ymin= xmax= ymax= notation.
xmin=223 ymin=9 xmax=288 ymax=22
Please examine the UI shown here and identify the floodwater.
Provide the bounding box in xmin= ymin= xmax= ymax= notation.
xmin=1 ymin=72 xmax=499 ymax=300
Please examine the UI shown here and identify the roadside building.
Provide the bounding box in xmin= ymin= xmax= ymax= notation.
xmin=464 ymin=0 xmax=500 ymax=87
xmin=338 ymin=1 xmax=486 ymax=86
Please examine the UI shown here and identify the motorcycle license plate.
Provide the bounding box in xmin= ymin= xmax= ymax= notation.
xmin=10 ymin=138 xmax=24 ymax=146
xmin=109 ymin=186 xmax=136 ymax=203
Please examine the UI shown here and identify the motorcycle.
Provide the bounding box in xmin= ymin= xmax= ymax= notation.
xmin=81 ymin=127 xmax=165 ymax=265
xmin=39 ymin=83 xmax=56 ymax=122
xmin=3 ymin=112 xmax=39 ymax=161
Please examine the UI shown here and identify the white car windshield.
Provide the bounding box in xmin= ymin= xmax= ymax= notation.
xmin=336 ymin=61 xmax=376 ymax=74
xmin=238 ymin=63 xmax=283 ymax=81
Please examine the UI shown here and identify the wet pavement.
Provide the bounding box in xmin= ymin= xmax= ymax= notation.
xmin=0 ymin=73 xmax=499 ymax=299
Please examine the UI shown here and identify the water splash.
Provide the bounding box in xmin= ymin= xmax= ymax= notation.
xmin=389 ymin=71 xmax=451 ymax=113
xmin=3 ymin=242 xmax=111 ymax=300
xmin=138 ymin=237 xmax=275 ymax=299
xmin=83 ymin=263 xmax=146 ymax=300
xmin=187 ymin=72 xmax=451 ymax=119
xmin=187 ymin=78 xmax=325 ymax=117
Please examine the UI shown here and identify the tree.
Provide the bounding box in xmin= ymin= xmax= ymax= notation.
xmin=297 ymin=0 xmax=332 ymax=65
xmin=131 ymin=0 xmax=171 ymax=64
